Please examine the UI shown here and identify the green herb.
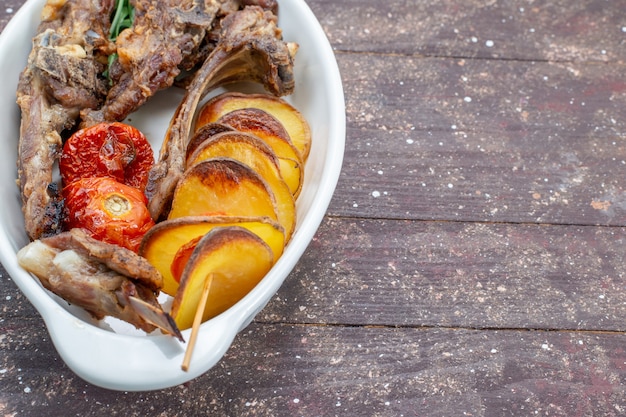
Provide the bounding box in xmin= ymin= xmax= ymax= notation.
xmin=110 ymin=0 xmax=134 ymax=41
xmin=105 ymin=0 xmax=134 ymax=82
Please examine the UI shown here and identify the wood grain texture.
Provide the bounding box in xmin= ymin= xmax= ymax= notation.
xmin=3 ymin=316 xmax=626 ymax=416
xmin=2 ymin=0 xmax=626 ymax=416
xmin=308 ymin=0 xmax=626 ymax=63
xmin=333 ymin=53 xmax=626 ymax=226
xmin=261 ymin=218 xmax=626 ymax=331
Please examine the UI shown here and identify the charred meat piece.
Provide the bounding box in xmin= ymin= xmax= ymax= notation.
xmin=17 ymin=229 xmax=183 ymax=340
xmin=80 ymin=0 xmax=281 ymax=126
xmin=45 ymin=228 xmax=163 ymax=291
xmin=16 ymin=0 xmax=114 ymax=240
xmin=80 ymin=0 xmax=220 ymax=126
xmin=174 ymin=0 xmax=279 ymax=84
xmin=145 ymin=6 xmax=298 ymax=220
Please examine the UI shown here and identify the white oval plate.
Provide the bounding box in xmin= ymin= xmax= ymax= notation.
xmin=0 ymin=0 xmax=345 ymax=391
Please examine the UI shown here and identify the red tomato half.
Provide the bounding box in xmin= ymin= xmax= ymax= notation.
xmin=63 ymin=177 xmax=155 ymax=252
xmin=60 ymin=122 xmax=154 ymax=191
xmin=170 ymin=236 xmax=202 ymax=283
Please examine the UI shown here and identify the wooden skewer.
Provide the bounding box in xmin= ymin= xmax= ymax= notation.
xmin=181 ymin=274 xmax=213 ymax=372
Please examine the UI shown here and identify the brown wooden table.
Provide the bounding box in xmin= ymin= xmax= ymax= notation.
xmin=3 ymin=0 xmax=626 ymax=415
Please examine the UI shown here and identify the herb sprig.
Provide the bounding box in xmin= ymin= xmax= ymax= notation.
xmin=105 ymin=0 xmax=134 ymax=81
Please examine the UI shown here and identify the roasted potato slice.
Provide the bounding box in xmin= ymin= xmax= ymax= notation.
xmin=169 ymin=158 xmax=278 ymax=222
xmin=196 ymin=92 xmax=312 ymax=161
xmin=185 ymin=123 xmax=235 ymax=163
xmin=214 ymin=108 xmax=303 ymax=197
xmin=139 ymin=215 xmax=285 ymax=296
xmin=187 ymin=132 xmax=295 ymax=240
xmin=170 ymin=227 xmax=274 ymax=330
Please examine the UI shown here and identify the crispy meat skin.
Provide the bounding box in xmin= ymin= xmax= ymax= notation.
xmin=145 ymin=6 xmax=297 ymax=220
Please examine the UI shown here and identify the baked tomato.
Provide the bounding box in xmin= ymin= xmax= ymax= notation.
xmin=60 ymin=122 xmax=154 ymax=191
xmin=170 ymin=236 xmax=202 ymax=283
xmin=63 ymin=177 xmax=155 ymax=252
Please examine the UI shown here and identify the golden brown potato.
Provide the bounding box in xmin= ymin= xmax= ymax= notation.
xmin=168 ymin=158 xmax=279 ymax=222
xmin=185 ymin=122 xmax=235 ymax=163
xmin=215 ymin=108 xmax=303 ymax=197
xmin=187 ymin=132 xmax=296 ymax=240
xmin=196 ymin=92 xmax=312 ymax=161
xmin=139 ymin=215 xmax=285 ymax=296
xmin=170 ymin=227 xmax=274 ymax=330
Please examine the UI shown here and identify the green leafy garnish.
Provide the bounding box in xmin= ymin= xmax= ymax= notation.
xmin=110 ymin=0 xmax=134 ymax=41
xmin=105 ymin=0 xmax=134 ymax=82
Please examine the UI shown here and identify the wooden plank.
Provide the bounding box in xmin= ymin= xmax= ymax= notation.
xmin=2 ymin=320 xmax=626 ymax=416
xmin=307 ymin=0 xmax=626 ymax=63
xmin=259 ymin=217 xmax=626 ymax=332
xmin=332 ymin=52 xmax=626 ymax=226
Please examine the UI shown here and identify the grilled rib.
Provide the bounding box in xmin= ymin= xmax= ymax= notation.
xmin=17 ymin=228 xmax=183 ymax=340
xmin=145 ymin=5 xmax=297 ymax=220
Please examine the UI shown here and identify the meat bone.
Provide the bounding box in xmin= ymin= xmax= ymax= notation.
xmin=145 ymin=6 xmax=298 ymax=220
xmin=17 ymin=228 xmax=184 ymax=341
